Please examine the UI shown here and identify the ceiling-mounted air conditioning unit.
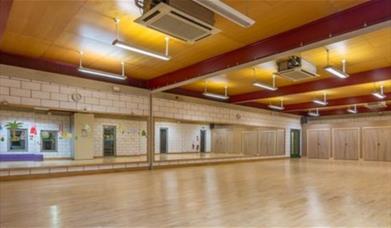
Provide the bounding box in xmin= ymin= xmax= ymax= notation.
xmin=134 ymin=0 xmax=220 ymax=43
xmin=365 ymin=101 xmax=387 ymax=110
xmin=276 ymin=56 xmax=319 ymax=81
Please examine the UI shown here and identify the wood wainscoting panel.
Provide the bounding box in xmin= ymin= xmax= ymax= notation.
xmin=307 ymin=129 xmax=331 ymax=159
xmin=258 ymin=130 xmax=276 ymax=156
xmin=332 ymin=128 xmax=360 ymax=160
xmin=275 ymin=129 xmax=285 ymax=156
xmin=241 ymin=131 xmax=258 ymax=155
xmin=362 ymin=126 xmax=391 ymax=161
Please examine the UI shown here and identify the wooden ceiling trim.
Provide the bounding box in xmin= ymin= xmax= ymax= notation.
xmin=147 ymin=0 xmax=391 ymax=91
xmin=284 ymin=92 xmax=391 ymax=112
xmin=0 ymin=0 xmax=13 ymax=42
xmin=230 ymin=67 xmax=391 ymax=103
xmin=0 ymin=51 xmax=147 ymax=88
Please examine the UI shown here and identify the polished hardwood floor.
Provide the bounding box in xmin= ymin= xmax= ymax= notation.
xmin=0 ymin=159 xmax=390 ymax=227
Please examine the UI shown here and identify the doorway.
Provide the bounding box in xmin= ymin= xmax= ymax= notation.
xmin=103 ymin=126 xmax=116 ymax=156
xmin=200 ymin=129 xmax=206 ymax=152
xmin=290 ymin=129 xmax=301 ymax=158
xmin=160 ymin=128 xmax=168 ymax=153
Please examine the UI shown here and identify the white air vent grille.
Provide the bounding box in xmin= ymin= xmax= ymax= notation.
xmin=135 ymin=3 xmax=220 ymax=43
xmin=277 ymin=68 xmax=318 ymax=81
xmin=276 ymin=56 xmax=318 ymax=81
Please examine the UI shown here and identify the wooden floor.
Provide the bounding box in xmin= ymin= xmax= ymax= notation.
xmin=0 ymin=159 xmax=390 ymax=227
xmin=0 ymin=152 xmax=245 ymax=169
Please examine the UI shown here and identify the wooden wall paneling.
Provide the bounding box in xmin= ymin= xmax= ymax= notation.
xmin=362 ymin=128 xmax=380 ymax=161
xmin=362 ymin=126 xmax=391 ymax=161
xmin=241 ymin=131 xmax=258 ymax=155
xmin=383 ymin=127 xmax=391 ymax=161
xmin=318 ymin=129 xmax=331 ymax=159
xmin=332 ymin=128 xmax=360 ymax=160
xmin=307 ymin=129 xmax=330 ymax=159
xmin=307 ymin=129 xmax=319 ymax=158
xmin=275 ymin=129 xmax=285 ymax=155
xmin=258 ymin=130 xmax=276 ymax=156
xmin=211 ymin=129 xmax=234 ymax=154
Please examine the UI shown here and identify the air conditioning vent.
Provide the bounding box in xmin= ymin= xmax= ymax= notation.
xmin=276 ymin=56 xmax=318 ymax=81
xmin=135 ymin=2 xmax=220 ymax=43
xmin=365 ymin=101 xmax=387 ymax=110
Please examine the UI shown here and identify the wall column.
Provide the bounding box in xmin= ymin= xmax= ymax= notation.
xmin=147 ymin=93 xmax=155 ymax=169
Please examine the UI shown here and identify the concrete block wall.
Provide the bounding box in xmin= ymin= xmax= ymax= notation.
xmin=0 ymin=73 xmax=149 ymax=116
xmin=93 ymin=118 xmax=147 ymax=156
xmin=155 ymin=122 xmax=211 ymax=153
xmin=0 ymin=110 xmax=72 ymax=158
xmin=1 ymin=65 xmax=302 ymax=156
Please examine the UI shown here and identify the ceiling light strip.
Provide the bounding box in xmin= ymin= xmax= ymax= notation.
xmin=193 ymin=0 xmax=255 ymax=28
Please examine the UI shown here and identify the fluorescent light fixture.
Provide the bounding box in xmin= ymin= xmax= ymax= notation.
xmin=268 ymin=99 xmax=284 ymax=111
xmin=308 ymin=109 xmax=319 ymax=117
xmin=253 ymin=73 xmax=278 ymax=91
xmin=202 ymin=92 xmax=229 ymax=100
xmin=324 ymin=49 xmax=349 ymax=78
xmin=372 ymin=85 xmax=386 ymax=99
xmin=347 ymin=105 xmax=358 ymax=114
xmin=253 ymin=82 xmax=277 ymax=91
xmin=112 ymin=39 xmax=171 ymax=61
xmin=268 ymin=104 xmax=284 ymax=111
xmin=193 ymin=0 xmax=255 ymax=28
xmin=203 ymin=84 xmax=229 ymax=100
xmin=324 ymin=66 xmax=349 ymax=79
xmin=78 ymin=67 xmax=126 ymax=80
xmin=372 ymin=92 xmax=386 ymax=99
xmin=313 ymin=99 xmax=328 ymax=106
xmin=313 ymin=93 xmax=328 ymax=106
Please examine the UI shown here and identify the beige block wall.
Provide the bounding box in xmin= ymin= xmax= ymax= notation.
xmin=0 ymin=64 xmax=301 ymax=156
xmin=93 ymin=118 xmax=147 ymax=156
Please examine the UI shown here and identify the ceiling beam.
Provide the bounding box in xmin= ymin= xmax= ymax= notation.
xmin=147 ymin=0 xmax=391 ymax=91
xmin=230 ymin=67 xmax=391 ymax=103
xmin=0 ymin=52 xmax=147 ymax=88
xmin=284 ymin=93 xmax=391 ymax=112
xmin=0 ymin=0 xmax=13 ymax=42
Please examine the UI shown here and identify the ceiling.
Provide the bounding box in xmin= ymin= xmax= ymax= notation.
xmin=1 ymin=0 xmax=364 ymax=80
xmin=182 ymin=27 xmax=391 ymax=95
xmin=1 ymin=0 xmax=390 ymax=117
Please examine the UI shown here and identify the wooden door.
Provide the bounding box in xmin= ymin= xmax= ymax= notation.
xmin=317 ymin=130 xmax=330 ymax=159
xmin=363 ymin=128 xmax=380 ymax=161
xmin=307 ymin=129 xmax=319 ymax=158
xmin=307 ymin=129 xmax=330 ymax=159
xmin=258 ymin=130 xmax=276 ymax=156
xmin=382 ymin=127 xmax=391 ymax=161
xmin=275 ymin=129 xmax=285 ymax=155
xmin=242 ymin=131 xmax=258 ymax=155
xmin=333 ymin=128 xmax=359 ymax=160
